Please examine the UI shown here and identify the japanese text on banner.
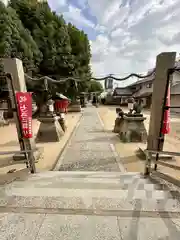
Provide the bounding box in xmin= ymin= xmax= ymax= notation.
xmin=16 ymin=92 xmax=33 ymax=138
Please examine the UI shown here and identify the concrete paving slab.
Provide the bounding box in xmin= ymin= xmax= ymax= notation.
xmin=1 ymin=107 xmax=180 ymax=239
xmin=57 ymin=107 xmax=122 ymax=172
xmin=65 ymin=141 xmax=112 ymax=152
xmin=36 ymin=215 xmax=121 ymax=240
xmin=117 ymin=217 xmax=180 ymax=239
xmin=0 ymin=213 xmax=45 ymax=240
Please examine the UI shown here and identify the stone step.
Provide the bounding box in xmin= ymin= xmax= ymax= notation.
xmin=5 ymin=171 xmax=180 ymax=193
xmin=4 ymin=185 xmax=174 ymax=199
xmin=7 ymin=171 xmax=146 ymax=189
xmin=1 ymin=191 xmax=179 ymax=213
xmin=6 ymin=175 xmax=172 ymax=192
xmin=26 ymin=171 xmax=140 ymax=181
xmin=1 ymin=171 xmax=180 ymax=214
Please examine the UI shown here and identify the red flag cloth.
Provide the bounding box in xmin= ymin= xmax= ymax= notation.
xmin=161 ymin=86 xmax=170 ymax=134
xmin=16 ymin=92 xmax=33 ymax=138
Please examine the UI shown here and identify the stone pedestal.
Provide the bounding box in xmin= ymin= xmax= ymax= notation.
xmin=113 ymin=117 xmax=123 ymax=133
xmin=119 ymin=115 xmax=147 ymax=143
xmin=68 ymin=101 xmax=81 ymax=112
xmin=36 ymin=115 xmax=64 ymax=143
xmin=113 ymin=108 xmax=124 ymax=133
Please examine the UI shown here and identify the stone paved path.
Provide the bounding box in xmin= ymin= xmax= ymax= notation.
xmin=57 ymin=106 xmax=124 ymax=172
xmin=1 ymin=106 xmax=180 ymax=239
xmin=1 ymin=171 xmax=180 ymax=239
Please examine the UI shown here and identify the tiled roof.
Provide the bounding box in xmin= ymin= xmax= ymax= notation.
xmin=128 ymin=62 xmax=180 ymax=88
xmin=128 ymin=76 xmax=154 ymax=87
xmin=113 ymin=87 xmax=132 ymax=96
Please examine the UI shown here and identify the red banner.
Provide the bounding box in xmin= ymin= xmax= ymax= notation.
xmin=161 ymin=86 xmax=170 ymax=134
xmin=16 ymin=92 xmax=33 ymax=138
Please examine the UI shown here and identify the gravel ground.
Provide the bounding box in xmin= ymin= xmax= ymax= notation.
xmin=58 ymin=106 xmax=122 ymax=172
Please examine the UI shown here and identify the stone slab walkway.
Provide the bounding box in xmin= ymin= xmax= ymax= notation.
xmin=1 ymin=106 xmax=180 ymax=239
xmin=1 ymin=171 xmax=180 ymax=239
xmin=56 ymin=106 xmax=124 ymax=172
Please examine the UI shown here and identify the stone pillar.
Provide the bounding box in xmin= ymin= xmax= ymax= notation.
xmin=3 ymin=58 xmax=37 ymax=165
xmin=147 ymin=52 xmax=176 ymax=151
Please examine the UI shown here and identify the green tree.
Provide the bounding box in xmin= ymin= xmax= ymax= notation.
xmin=6 ymin=0 xmax=92 ymax=97
xmin=67 ymin=23 xmax=92 ymax=79
xmin=88 ymin=81 xmax=103 ymax=93
xmin=0 ymin=1 xmax=42 ymax=73
xmin=10 ymin=0 xmax=74 ymax=77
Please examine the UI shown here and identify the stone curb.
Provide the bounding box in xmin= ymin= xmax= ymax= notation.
xmin=52 ymin=113 xmax=83 ymax=171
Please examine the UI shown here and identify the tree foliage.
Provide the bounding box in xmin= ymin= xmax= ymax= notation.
xmin=0 ymin=0 xmax=92 ymax=96
xmin=88 ymin=81 xmax=103 ymax=93
xmin=0 ymin=1 xmax=42 ymax=73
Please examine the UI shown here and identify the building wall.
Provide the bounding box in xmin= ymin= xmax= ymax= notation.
xmin=170 ymin=95 xmax=180 ymax=113
xmin=171 ymin=83 xmax=180 ymax=95
xmin=170 ymin=81 xmax=180 ymax=113
xmin=133 ymin=81 xmax=153 ymax=98
xmin=170 ymin=73 xmax=180 ymax=112
xmin=132 ymin=72 xmax=180 ymax=107
xmin=132 ymin=71 xmax=180 ymax=97
xmin=103 ymin=71 xmax=180 ymax=107
xmin=172 ymin=72 xmax=180 ymax=85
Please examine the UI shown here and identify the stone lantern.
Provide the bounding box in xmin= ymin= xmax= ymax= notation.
xmin=36 ymin=95 xmax=64 ymax=143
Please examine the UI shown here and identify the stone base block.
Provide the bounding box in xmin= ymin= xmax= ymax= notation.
xmin=113 ymin=117 xmax=123 ymax=133
xmin=35 ymin=117 xmax=64 ymax=143
xmin=68 ymin=104 xmax=81 ymax=112
xmin=119 ymin=116 xmax=147 ymax=143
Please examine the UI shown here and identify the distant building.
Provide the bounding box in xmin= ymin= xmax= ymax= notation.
xmin=112 ymin=87 xmax=132 ymax=105
xmin=171 ymin=79 xmax=180 ymax=113
xmin=104 ymin=62 xmax=180 ymax=112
